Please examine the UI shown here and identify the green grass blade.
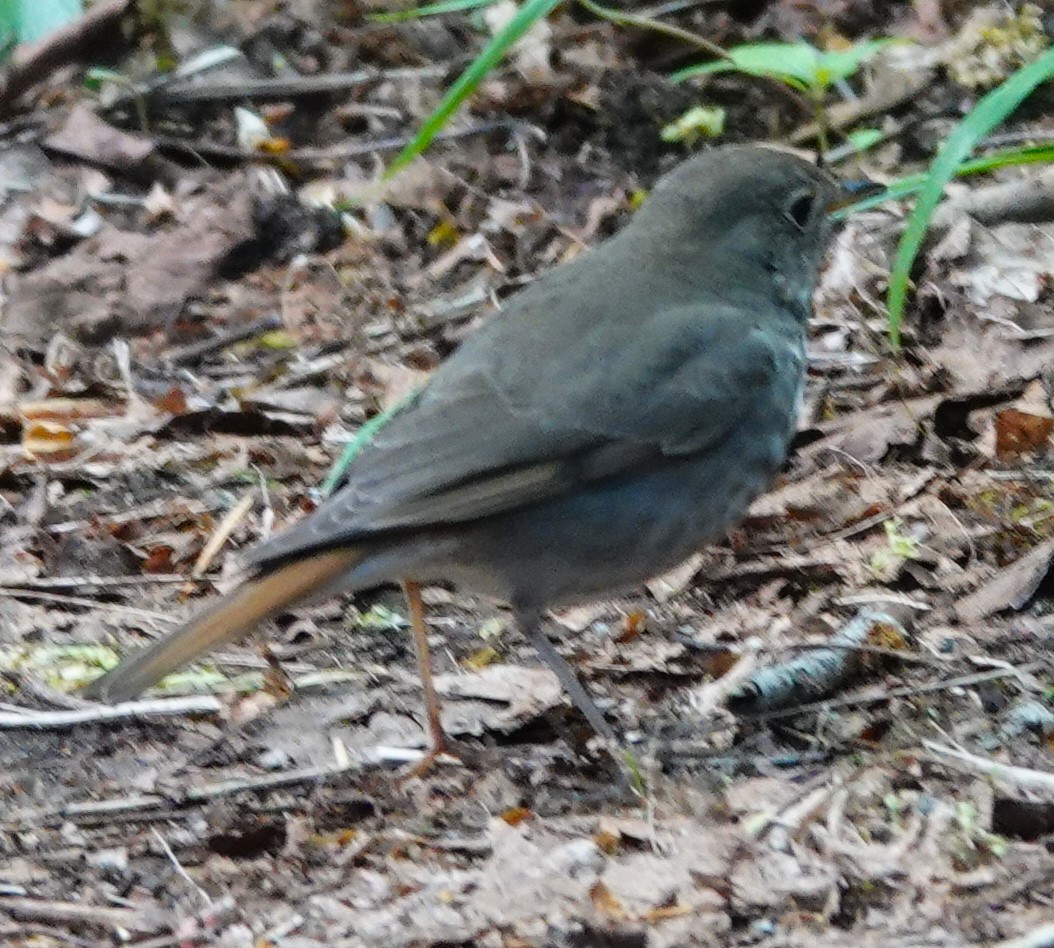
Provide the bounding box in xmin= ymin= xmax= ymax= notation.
xmin=321 ymin=393 xmax=420 ymax=497
xmin=834 ymin=142 xmax=1054 ymax=220
xmin=369 ymin=0 xmax=498 ymax=24
xmin=385 ymin=0 xmax=563 ymax=176
xmin=886 ymin=47 xmax=1054 ymax=347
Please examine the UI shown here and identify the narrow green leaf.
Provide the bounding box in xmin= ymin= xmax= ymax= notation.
xmin=385 ymin=0 xmax=563 ymax=176
xmin=369 ymin=0 xmax=498 ymax=23
xmin=833 ymin=142 xmax=1054 ymax=220
xmin=886 ymin=46 xmax=1054 ymax=347
xmin=321 ymin=394 xmax=420 ymax=497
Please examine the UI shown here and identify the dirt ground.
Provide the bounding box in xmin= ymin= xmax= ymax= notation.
xmin=3 ymin=1 xmax=1054 ymax=945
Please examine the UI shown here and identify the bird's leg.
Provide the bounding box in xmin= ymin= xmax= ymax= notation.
xmin=398 ymin=579 xmax=458 ymax=778
xmin=518 ymin=609 xmax=621 ymax=750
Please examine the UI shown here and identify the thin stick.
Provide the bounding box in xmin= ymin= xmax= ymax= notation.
xmin=165 ymin=313 xmax=283 ymax=366
xmin=0 ymin=695 xmax=222 ymax=730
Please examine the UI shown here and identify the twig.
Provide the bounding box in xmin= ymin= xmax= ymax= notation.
xmin=576 ymin=0 xmax=725 ymax=57
xmin=152 ymin=119 xmax=522 ymax=166
xmin=729 ymin=609 xmax=909 ymax=714
xmin=0 ymin=587 xmax=177 ymax=624
xmin=930 ymin=164 xmax=1054 ymax=232
xmin=736 ymin=661 xmax=1047 ymax=726
xmin=4 ymin=574 xmax=209 ymax=590
xmin=788 ymin=66 xmax=934 ymax=145
xmin=164 ymin=313 xmax=283 ymax=366
xmin=0 ymin=0 xmax=132 ymax=110
xmin=147 ymin=64 xmax=454 ymax=105
xmin=191 ymin=490 xmax=254 ymax=578
xmin=575 ymin=0 xmax=812 ymax=119
xmin=0 ymin=897 xmax=154 ymax=934
xmin=45 ymin=498 xmax=210 ymax=535
xmin=994 ymin=923 xmax=1054 ymax=948
xmin=0 ymin=695 xmax=222 ymax=730
xmin=151 ymin=828 xmax=211 ymax=905
xmin=62 ymin=795 xmax=171 ymax=820
xmin=923 ymin=740 xmax=1054 ymax=795
xmin=181 ymin=760 xmax=364 ymax=802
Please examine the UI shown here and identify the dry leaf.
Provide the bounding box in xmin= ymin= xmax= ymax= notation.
xmin=994 ymin=408 xmax=1054 ymax=460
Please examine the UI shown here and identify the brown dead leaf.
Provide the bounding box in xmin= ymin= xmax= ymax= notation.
xmin=500 ymin=807 xmax=532 ymax=827
xmin=956 ymin=537 xmax=1054 ymax=622
xmin=802 ymin=396 xmax=942 ymax=467
xmin=44 ymin=105 xmax=156 ymax=174
xmin=615 ymin=610 xmax=647 ymax=644
xmin=994 ymin=408 xmax=1054 ymax=460
xmin=21 ymin=419 xmax=76 ymax=460
xmin=6 ymin=176 xmax=256 ymax=343
xmin=589 ymin=881 xmax=627 ymax=920
xmin=141 ymin=546 xmax=174 ymax=573
xmin=434 ymin=665 xmax=563 ymax=736
xmin=151 ymin=386 xmax=189 ymax=415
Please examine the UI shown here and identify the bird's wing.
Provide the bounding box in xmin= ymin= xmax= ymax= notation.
xmin=248 ymin=305 xmax=798 ymax=569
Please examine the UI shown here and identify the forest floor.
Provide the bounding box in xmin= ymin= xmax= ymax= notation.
xmin=3 ymin=1 xmax=1054 ymax=945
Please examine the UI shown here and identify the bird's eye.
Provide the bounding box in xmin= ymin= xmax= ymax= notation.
xmin=785 ymin=191 xmax=816 ymax=229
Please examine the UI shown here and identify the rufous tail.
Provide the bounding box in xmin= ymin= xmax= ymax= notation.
xmin=83 ymin=548 xmax=361 ymax=703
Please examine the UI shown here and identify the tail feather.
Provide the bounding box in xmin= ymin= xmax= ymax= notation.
xmin=84 ymin=547 xmax=361 ymax=703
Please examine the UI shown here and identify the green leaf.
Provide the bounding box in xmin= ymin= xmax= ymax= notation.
xmin=385 ymin=0 xmax=563 ymax=176
xmin=845 ymin=126 xmax=883 ymax=152
xmin=672 ymin=42 xmax=819 ymax=89
xmin=660 ymin=105 xmax=725 ymax=143
xmin=886 ymin=45 xmax=1054 ymax=347
xmin=671 ymin=38 xmax=894 ymax=93
xmin=813 ymin=39 xmax=895 ymax=87
xmin=369 ymin=0 xmax=498 ymax=22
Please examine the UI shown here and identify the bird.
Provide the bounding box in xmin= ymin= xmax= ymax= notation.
xmin=84 ymin=145 xmax=841 ymax=767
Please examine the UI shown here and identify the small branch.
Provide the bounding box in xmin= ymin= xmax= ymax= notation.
xmin=180 ymin=760 xmax=364 ymax=803
xmin=0 ymin=695 xmax=222 ymax=730
xmin=0 ymin=897 xmax=156 ymax=934
xmin=576 ymin=0 xmax=725 ymax=58
xmin=923 ymin=740 xmax=1054 ymax=796
xmin=736 ymin=662 xmax=1046 ymax=726
xmin=191 ymin=490 xmax=254 ymax=578
xmin=147 ymin=64 xmax=454 ymax=106
xmin=0 ymin=586 xmax=177 ymax=625
xmin=153 ymin=119 xmax=523 ymax=166
xmin=729 ymin=609 xmax=909 ymax=714
xmin=164 ymin=313 xmax=283 ymax=366
xmin=930 ymin=164 xmax=1054 ymax=232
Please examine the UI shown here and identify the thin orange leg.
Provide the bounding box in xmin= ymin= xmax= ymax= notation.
xmin=399 ymin=580 xmax=456 ymax=777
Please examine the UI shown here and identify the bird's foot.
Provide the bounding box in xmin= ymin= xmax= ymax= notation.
xmin=395 ymin=736 xmax=474 ymax=783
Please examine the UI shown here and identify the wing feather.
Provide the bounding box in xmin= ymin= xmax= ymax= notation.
xmin=248 ymin=305 xmax=797 ymax=570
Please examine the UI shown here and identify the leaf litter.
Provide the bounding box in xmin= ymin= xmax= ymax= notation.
xmin=2 ymin=2 xmax=1054 ymax=946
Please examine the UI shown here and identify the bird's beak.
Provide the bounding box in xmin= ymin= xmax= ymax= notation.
xmin=827 ymin=178 xmax=884 ymax=215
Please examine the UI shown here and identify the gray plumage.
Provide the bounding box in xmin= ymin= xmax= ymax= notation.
xmin=85 ymin=146 xmax=839 ymax=739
